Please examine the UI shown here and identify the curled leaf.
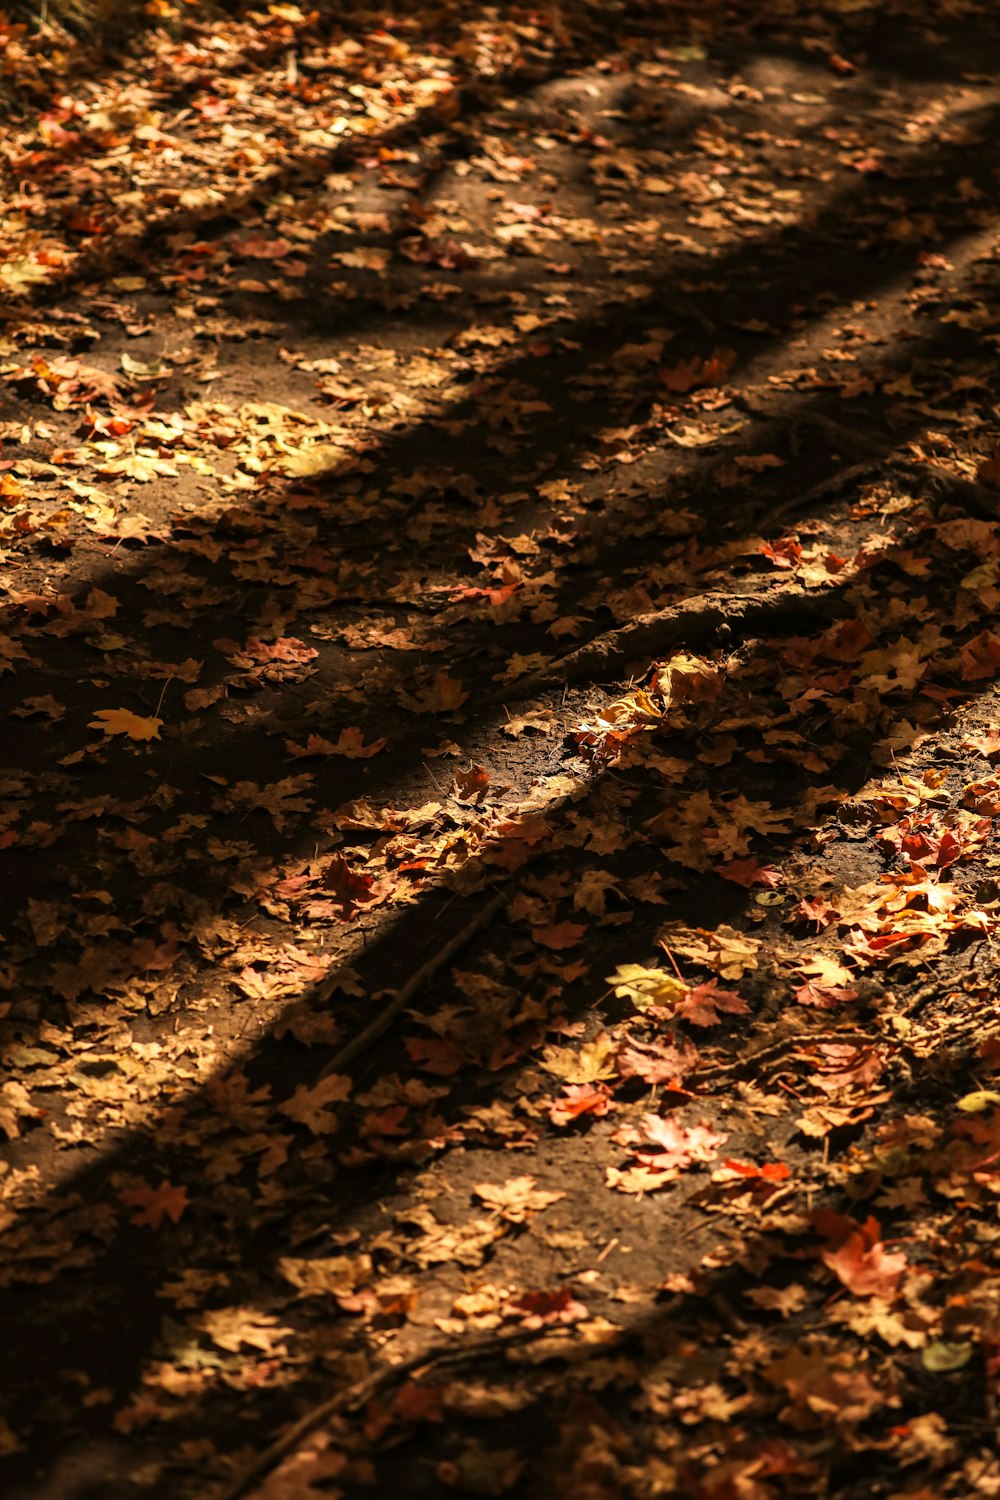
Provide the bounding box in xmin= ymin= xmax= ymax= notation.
xmin=922 ymin=1340 xmax=973 ymax=1373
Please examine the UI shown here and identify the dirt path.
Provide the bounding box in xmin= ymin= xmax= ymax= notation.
xmin=2 ymin=3 xmax=999 ymax=1497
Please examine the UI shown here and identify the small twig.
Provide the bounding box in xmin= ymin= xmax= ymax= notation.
xmin=317 ymin=891 xmax=506 ymax=1079
xmin=211 ymin=1324 xmax=561 ymax=1500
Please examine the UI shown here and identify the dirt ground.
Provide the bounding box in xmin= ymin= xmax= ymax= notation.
xmin=2 ymin=2 xmax=1000 ymax=1497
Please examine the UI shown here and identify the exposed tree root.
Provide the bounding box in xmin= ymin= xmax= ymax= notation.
xmin=790 ymin=409 xmax=889 ymax=460
xmin=211 ymin=1323 xmax=568 ymax=1500
xmin=895 ymin=460 xmax=1000 ymax=519
xmin=499 ymin=583 xmax=845 ymax=701
xmin=317 ymin=891 xmax=507 ymax=1080
xmin=762 ymin=459 xmax=883 ymax=525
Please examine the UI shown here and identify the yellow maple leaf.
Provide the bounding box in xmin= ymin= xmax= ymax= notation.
xmin=607 ymin=964 xmax=687 ymax=1011
xmin=88 ymin=708 xmax=163 ymax=740
xmin=540 ymin=1032 xmax=617 ymax=1084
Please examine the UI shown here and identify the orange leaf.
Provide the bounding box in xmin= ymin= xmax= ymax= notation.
xmin=88 ymin=707 xmax=162 ymax=740
xmin=815 ymin=1212 xmax=907 ymax=1298
xmin=321 ymin=855 xmax=376 ymax=912
xmin=452 ymin=763 xmax=490 ymax=801
xmin=548 ymin=1083 xmax=614 ymax=1127
xmin=531 ymin=920 xmax=586 ymax=950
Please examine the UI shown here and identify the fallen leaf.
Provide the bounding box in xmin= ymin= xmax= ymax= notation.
xmin=88 ymin=708 xmax=163 ymax=740
xmin=532 ymin=920 xmax=586 ymax=950
xmin=117 ymin=1179 xmax=188 ymax=1230
xmin=502 ymin=1287 xmax=588 ymax=1326
xmin=815 ymin=1213 xmax=908 ymax=1299
xmin=278 ymin=1074 xmax=352 ymax=1135
xmin=607 ymin=963 xmax=686 ymax=1010
xmin=547 ymin=1083 xmax=614 ymax=1126
xmin=473 ymin=1176 xmax=565 ymax=1223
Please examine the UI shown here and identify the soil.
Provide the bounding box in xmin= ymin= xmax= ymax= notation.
xmin=1 ymin=3 xmax=999 ymax=1498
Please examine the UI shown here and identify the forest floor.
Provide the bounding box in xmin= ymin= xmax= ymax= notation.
xmin=1 ymin=2 xmax=1000 ymax=1497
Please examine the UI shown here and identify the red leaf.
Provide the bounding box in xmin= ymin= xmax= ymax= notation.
xmin=321 ymin=855 xmax=376 ymax=912
xmin=660 ymin=347 xmax=736 ymax=393
xmin=548 ymin=1083 xmax=614 ymax=1126
xmin=719 ymin=1158 xmax=791 ymax=1183
xmin=502 ymin=1287 xmax=588 ymax=1326
xmin=760 ymin=536 xmax=802 ymax=570
xmin=716 ymin=857 xmax=781 ymax=888
xmin=676 ymin=980 xmax=749 ymax=1027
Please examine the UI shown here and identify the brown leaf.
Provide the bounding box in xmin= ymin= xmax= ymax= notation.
xmin=452 ymin=763 xmax=490 ymax=801
xmin=958 ymin=629 xmax=1000 ymax=681
xmin=473 ymin=1176 xmax=564 ymax=1223
xmin=278 ymin=1074 xmax=352 ymax=1135
xmin=397 ymin=672 xmax=469 ymax=713
xmin=676 ymin=980 xmax=749 ymax=1027
xmin=532 ymin=920 xmax=586 ymax=950
xmin=117 ymin=1179 xmax=188 ymax=1230
xmin=286 ymin=728 xmax=387 ymax=759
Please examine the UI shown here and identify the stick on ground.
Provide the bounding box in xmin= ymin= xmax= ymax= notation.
xmin=317 ymin=890 xmax=506 ymax=1080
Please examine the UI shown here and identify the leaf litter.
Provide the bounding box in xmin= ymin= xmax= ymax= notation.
xmin=1 ymin=1 xmax=1000 ymax=1497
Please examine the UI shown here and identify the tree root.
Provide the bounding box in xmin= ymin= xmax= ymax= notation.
xmin=790 ymin=409 xmax=888 ymax=460
xmin=316 ymin=891 xmax=506 ymax=1080
xmin=893 ymin=460 xmax=999 ymax=519
xmin=763 ymin=459 xmax=883 ymax=526
xmin=694 ymin=1029 xmax=879 ymax=1082
xmin=211 ymin=1324 xmax=564 ymax=1500
xmin=497 ymin=583 xmax=845 ymax=701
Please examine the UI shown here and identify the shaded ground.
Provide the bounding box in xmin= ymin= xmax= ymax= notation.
xmin=2 ymin=2 xmax=999 ymax=1497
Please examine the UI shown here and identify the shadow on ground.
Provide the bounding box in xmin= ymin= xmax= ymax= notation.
xmin=3 ymin=3 xmax=1000 ymax=1495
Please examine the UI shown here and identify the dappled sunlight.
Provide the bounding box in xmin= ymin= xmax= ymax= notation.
xmin=3 ymin=3 xmax=1000 ymax=1498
